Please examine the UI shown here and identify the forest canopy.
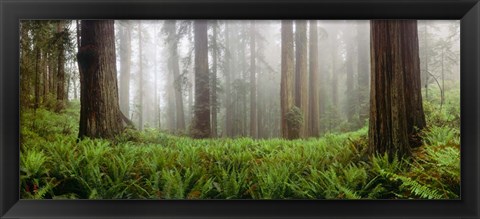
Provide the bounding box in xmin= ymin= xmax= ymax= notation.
xmin=19 ymin=20 xmax=460 ymax=199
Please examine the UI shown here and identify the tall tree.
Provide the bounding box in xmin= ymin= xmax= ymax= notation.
xmin=308 ymin=20 xmax=320 ymax=137
xmin=56 ymin=20 xmax=67 ymax=111
xmin=165 ymin=20 xmax=186 ymax=132
xmin=137 ymin=21 xmax=144 ymax=130
xmin=249 ymin=21 xmax=257 ymax=138
xmin=368 ymin=20 xmax=425 ymax=157
xmin=280 ymin=21 xmax=296 ymax=139
xmin=77 ymin=20 xmax=124 ymax=139
xmin=224 ymin=23 xmax=233 ymax=137
xmin=345 ymin=29 xmax=355 ymax=124
xmin=191 ymin=20 xmax=211 ymax=138
xmin=119 ymin=21 xmax=132 ymax=118
xmin=295 ymin=20 xmax=308 ymax=137
xmin=210 ymin=21 xmax=219 ymax=137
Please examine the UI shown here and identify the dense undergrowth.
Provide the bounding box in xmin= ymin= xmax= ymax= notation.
xmin=20 ymin=84 xmax=460 ymax=199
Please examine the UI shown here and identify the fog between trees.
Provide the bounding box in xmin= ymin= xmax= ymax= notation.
xmin=20 ymin=20 xmax=460 ymax=140
xmin=111 ymin=20 xmax=459 ymax=139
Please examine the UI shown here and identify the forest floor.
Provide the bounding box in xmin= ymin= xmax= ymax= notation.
xmin=20 ymin=84 xmax=460 ymax=199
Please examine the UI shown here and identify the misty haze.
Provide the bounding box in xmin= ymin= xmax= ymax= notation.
xmin=20 ymin=20 xmax=460 ymax=199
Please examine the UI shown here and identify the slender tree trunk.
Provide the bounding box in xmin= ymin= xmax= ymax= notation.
xmin=138 ymin=22 xmax=144 ymax=130
xmin=308 ymin=20 xmax=320 ymax=137
xmin=192 ymin=20 xmax=211 ymax=138
xmin=224 ymin=23 xmax=233 ymax=137
xmin=424 ymin=22 xmax=429 ymax=101
xmin=345 ymin=34 xmax=355 ymax=124
xmin=280 ymin=21 xmax=296 ymax=139
xmin=249 ymin=21 xmax=257 ymax=138
xmin=119 ymin=21 xmax=131 ymax=118
xmin=34 ymin=48 xmax=40 ymax=109
xmin=368 ymin=20 xmax=425 ymax=157
xmin=77 ymin=20 xmax=124 ymax=139
xmin=166 ymin=21 xmax=186 ymax=132
xmin=56 ymin=20 xmax=66 ymax=111
xmin=211 ymin=21 xmax=218 ymax=137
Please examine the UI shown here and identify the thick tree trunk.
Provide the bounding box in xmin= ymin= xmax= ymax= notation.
xmin=119 ymin=21 xmax=131 ymax=118
xmin=77 ymin=20 xmax=124 ymax=139
xmin=56 ymin=20 xmax=66 ymax=111
xmin=249 ymin=21 xmax=257 ymax=138
xmin=192 ymin=20 xmax=211 ymax=138
xmin=280 ymin=21 xmax=296 ymax=139
xmin=401 ymin=21 xmax=426 ymax=147
xmin=308 ymin=20 xmax=320 ymax=137
xmin=295 ymin=20 xmax=308 ymax=137
xmin=368 ymin=20 xmax=425 ymax=157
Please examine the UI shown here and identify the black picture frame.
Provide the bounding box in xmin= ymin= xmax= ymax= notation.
xmin=1 ymin=0 xmax=479 ymax=218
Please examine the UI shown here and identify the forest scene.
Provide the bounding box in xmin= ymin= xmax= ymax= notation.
xmin=19 ymin=20 xmax=460 ymax=199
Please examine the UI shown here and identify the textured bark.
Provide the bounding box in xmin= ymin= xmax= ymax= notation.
xmin=368 ymin=20 xmax=425 ymax=157
xmin=249 ymin=21 xmax=257 ymax=138
xmin=400 ymin=21 xmax=426 ymax=147
xmin=192 ymin=20 xmax=211 ymax=138
xmin=308 ymin=20 xmax=320 ymax=137
xmin=280 ymin=21 xmax=295 ymax=139
xmin=119 ymin=21 xmax=131 ymax=118
xmin=56 ymin=20 xmax=66 ymax=111
xmin=77 ymin=20 xmax=124 ymax=139
xmin=295 ymin=20 xmax=308 ymax=137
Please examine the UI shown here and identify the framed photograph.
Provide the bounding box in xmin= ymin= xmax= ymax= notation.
xmin=1 ymin=0 xmax=479 ymax=218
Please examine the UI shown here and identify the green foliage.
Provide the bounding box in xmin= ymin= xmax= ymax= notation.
xmin=20 ymin=88 xmax=460 ymax=199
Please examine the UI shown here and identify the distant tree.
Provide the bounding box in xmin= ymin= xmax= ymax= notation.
xmin=77 ymin=20 xmax=125 ymax=139
xmin=295 ymin=20 xmax=308 ymax=137
xmin=191 ymin=20 xmax=211 ymax=138
xmin=368 ymin=20 xmax=426 ymax=157
xmin=356 ymin=21 xmax=370 ymax=124
xmin=249 ymin=21 xmax=258 ymax=138
xmin=119 ymin=21 xmax=132 ymax=118
xmin=164 ymin=20 xmax=186 ymax=132
xmin=308 ymin=20 xmax=320 ymax=137
xmin=56 ymin=20 xmax=67 ymax=112
xmin=137 ymin=21 xmax=144 ymax=130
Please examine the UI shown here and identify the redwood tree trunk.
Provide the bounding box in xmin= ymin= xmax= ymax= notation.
xmin=56 ymin=20 xmax=66 ymax=111
xmin=308 ymin=20 xmax=320 ymax=137
xmin=295 ymin=20 xmax=308 ymax=137
xmin=166 ymin=20 xmax=186 ymax=132
xmin=280 ymin=20 xmax=295 ymax=139
xmin=249 ymin=21 xmax=257 ymax=138
xmin=368 ymin=20 xmax=425 ymax=157
xmin=192 ymin=20 xmax=211 ymax=138
xmin=77 ymin=20 xmax=124 ymax=139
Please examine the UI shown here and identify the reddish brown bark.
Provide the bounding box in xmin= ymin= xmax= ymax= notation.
xmin=368 ymin=20 xmax=425 ymax=157
xmin=77 ymin=20 xmax=124 ymax=139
